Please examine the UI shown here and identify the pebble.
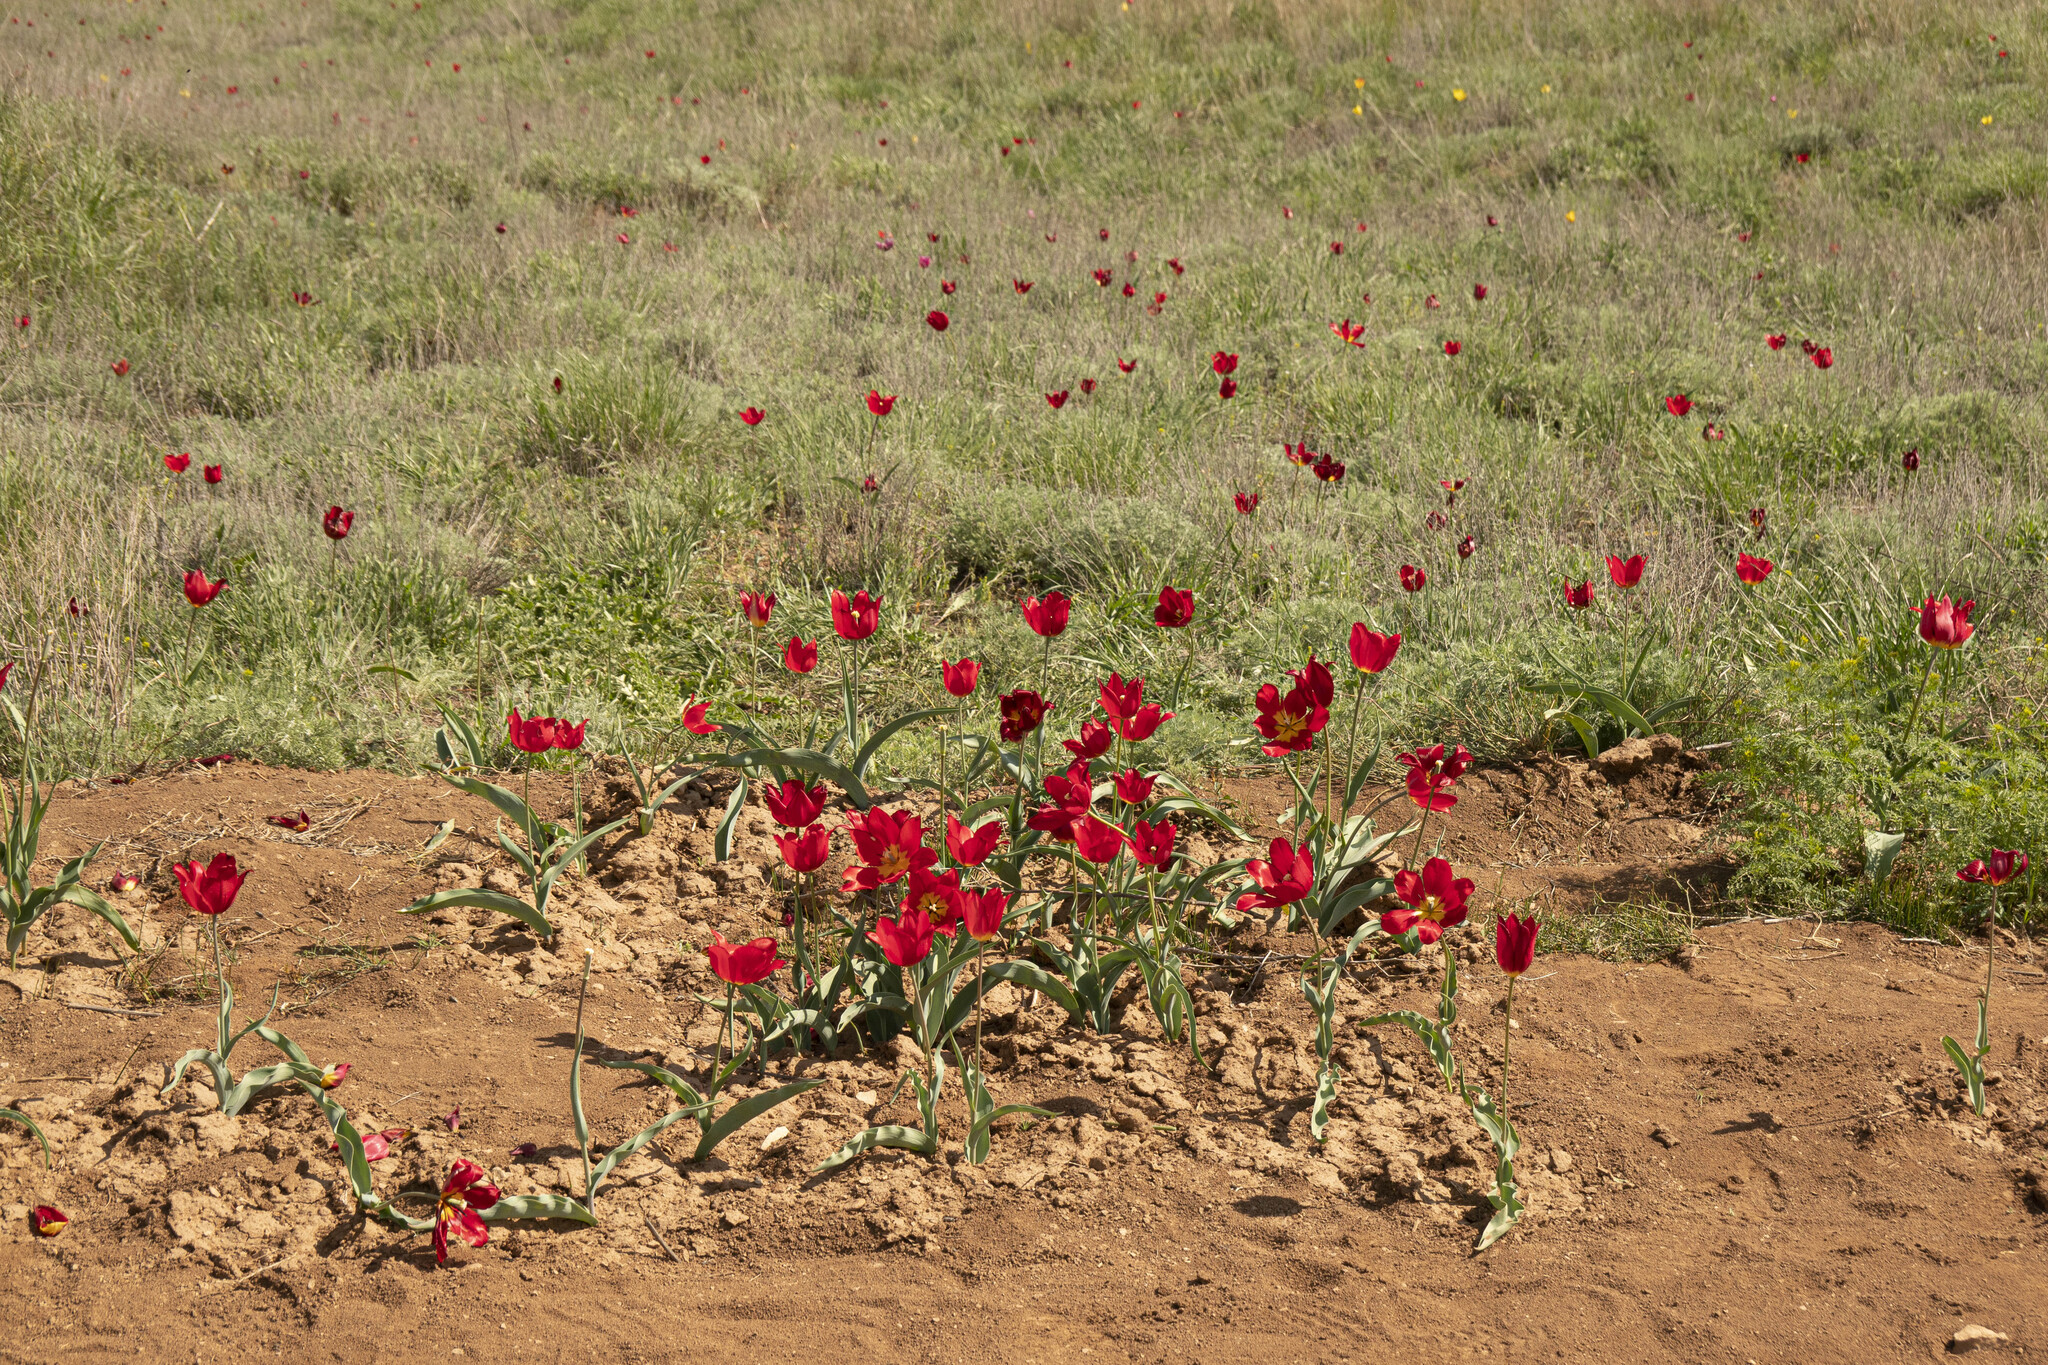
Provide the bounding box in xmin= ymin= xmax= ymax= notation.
xmin=719 ymin=1211 xmax=749 ymax=1229
xmin=1950 ymin=1325 xmax=2007 ymax=1353
xmin=1548 ymin=1148 xmax=1573 ymax=1174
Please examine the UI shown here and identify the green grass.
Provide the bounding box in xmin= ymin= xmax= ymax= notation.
xmin=1 ymin=0 xmax=2045 ymax=934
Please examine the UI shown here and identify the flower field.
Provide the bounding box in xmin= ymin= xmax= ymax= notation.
xmin=2 ymin=0 xmax=2047 ymax=1356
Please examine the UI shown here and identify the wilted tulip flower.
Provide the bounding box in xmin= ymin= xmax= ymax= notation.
xmin=1563 ymin=581 xmax=1595 ymax=609
xmin=31 ymin=1206 xmax=68 ymax=1238
xmin=1736 ymin=552 xmax=1774 ymax=585
xmin=1400 ymin=564 xmax=1426 ymax=593
xmin=432 ymin=1161 xmax=500 ymax=1266
xmin=1235 ymin=492 xmax=1260 ymax=514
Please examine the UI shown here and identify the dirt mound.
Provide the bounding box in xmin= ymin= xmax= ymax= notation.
xmin=0 ymin=762 xmax=2043 ymax=1362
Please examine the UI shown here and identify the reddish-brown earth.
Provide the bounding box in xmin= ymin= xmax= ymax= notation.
xmin=2 ymin=756 xmax=2044 ymax=1363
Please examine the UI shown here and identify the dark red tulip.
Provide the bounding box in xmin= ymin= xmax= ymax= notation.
xmin=31 ymin=1206 xmax=67 ymax=1238
xmin=182 ymin=569 xmax=225 ymax=607
xmin=998 ymin=689 xmax=1051 ymax=742
xmin=941 ymin=279 xmax=956 ymax=294
xmin=941 ymin=658 xmax=981 ymax=697
xmin=1458 ymin=535 xmax=1475 ymax=558
xmin=1121 ymin=283 xmax=1135 ymax=298
xmin=1400 ymin=564 xmax=1426 ymax=593
xmin=164 ymin=452 xmax=191 ymax=473
xmin=1013 ymin=280 xmax=1033 ymax=294
xmin=322 ymin=506 xmax=353 ymax=540
xmin=15 ymin=315 xmax=26 ymax=329
xmin=203 ymin=464 xmax=223 ymax=484
xmin=495 ymin=222 xmax=507 ymax=234
xmin=1486 ymin=215 xmax=1499 ymax=227
xmin=552 ymin=375 xmax=563 ymax=393
xmin=1425 ymin=509 xmax=1448 ymax=532
xmin=1098 ymin=227 xmax=1110 ymax=241
xmin=1812 ymin=348 xmax=1833 ymax=369
xmin=1235 ymin=491 xmax=1259 ymax=514
xmin=1022 ymin=591 xmax=1070 ymax=638
xmin=1606 ymin=554 xmax=1645 ymax=589
xmin=173 ymin=852 xmax=245 ymax=916
xmin=1252 ymin=682 xmax=1326 ymax=756
xmin=1114 ymin=769 xmax=1157 ymax=806
xmin=1154 ymin=586 xmax=1194 ymax=629
xmin=1902 ymin=448 xmax=1920 ymax=472
xmin=1496 ymin=914 xmax=1540 ymax=976
xmin=1117 ymin=357 xmax=1136 ymax=373
xmin=1563 ymin=580 xmax=1594 ymax=610
xmin=1703 ymin=422 xmax=1726 ymax=441
xmin=110 ymin=359 xmax=129 ymax=376
xmin=1766 ymin=333 xmax=1787 ymax=350
xmin=865 ymin=390 xmax=896 ymax=416
xmin=1442 ymin=340 xmax=1461 ymax=356
xmin=1473 ymin=283 xmax=1488 ymax=301
xmin=870 ymin=907 xmax=936 ymax=967
xmin=1168 ymin=258 xmax=1184 ymax=275
xmin=741 ymin=407 xmax=765 ymax=425
xmin=1800 ymin=338 xmax=1818 ymax=356
xmin=1044 ymin=390 xmax=1069 ymax=409
xmin=1210 ymin=351 xmax=1238 ymax=375
xmin=1957 ymin=851 xmax=2028 ymax=887
xmin=1749 ymin=507 xmax=1767 ymax=534
xmin=1080 ymin=377 xmax=1096 ymax=394
xmin=1218 ymin=378 xmax=1238 ymax=399
xmin=1665 ymin=394 xmax=1693 ymax=417
xmin=1329 ymin=241 xmax=1343 ymax=255
xmin=1092 ymin=268 xmax=1112 ymax=288
xmin=927 ymin=310 xmax=949 ymax=332
xmin=1235 ymin=838 xmax=1315 ymax=914
xmin=784 ymin=636 xmax=819 ymax=674
xmin=1311 ymin=455 xmax=1345 ymax=483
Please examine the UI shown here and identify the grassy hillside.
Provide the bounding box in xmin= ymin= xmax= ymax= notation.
xmin=1 ymin=0 xmax=2045 ymax=926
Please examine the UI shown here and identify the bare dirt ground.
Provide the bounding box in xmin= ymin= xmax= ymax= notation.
xmin=2 ymin=755 xmax=2045 ymax=1364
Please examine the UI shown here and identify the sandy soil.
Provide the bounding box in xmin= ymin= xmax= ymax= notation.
xmin=1 ymin=755 xmax=2043 ymax=1363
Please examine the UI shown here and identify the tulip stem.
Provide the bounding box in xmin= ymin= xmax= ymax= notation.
xmin=1034 ymin=633 xmax=1053 ymax=784
xmin=210 ymin=914 xmax=228 ymax=1055
xmin=1501 ymin=975 xmax=1515 ymax=1108
xmin=1170 ymin=625 xmax=1197 ymax=714
xmin=1899 ymin=653 xmax=1939 ymax=769
xmin=937 ymin=716 xmax=948 ymax=865
xmin=717 ymin=981 xmax=734 ymax=1081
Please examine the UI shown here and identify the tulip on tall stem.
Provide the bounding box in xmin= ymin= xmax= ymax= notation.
xmin=1494 ymin=914 xmax=1539 ymax=1105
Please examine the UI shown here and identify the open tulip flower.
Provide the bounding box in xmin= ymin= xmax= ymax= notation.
xmin=1235 ymin=491 xmax=1260 ymax=514
xmin=1563 ymin=580 xmax=1594 ymax=610
xmin=1253 ymin=680 xmax=1327 ymax=756
xmin=831 ymin=590 xmax=881 ymax=641
xmin=1331 ymin=318 xmax=1365 ymax=346
xmin=507 ymin=709 xmax=558 ymax=754
xmin=1383 ymin=857 xmax=1475 ymax=944
xmin=1948 ymin=848 xmax=2028 ymax=1116
xmin=1283 ymin=441 xmax=1317 ymax=467
xmin=998 ymin=689 xmax=1051 ymax=742
xmin=941 ymin=657 xmax=980 ymax=697
xmin=322 ymin=506 xmax=353 ymax=540
xmin=1665 ymin=394 xmax=1693 ymax=417
xmin=707 ymin=930 xmax=787 ymax=985
xmin=945 ymin=813 xmax=1004 ymax=867
xmin=1606 ymin=554 xmax=1645 ymax=589
xmin=173 ymin=852 xmax=245 ymax=917
xmin=1130 ymin=818 xmax=1177 ymax=869
xmin=1021 ymin=591 xmax=1071 ymax=637
xmin=1311 ymin=455 xmax=1345 ymax=483
xmin=843 ymin=807 xmax=935 ymax=892
xmin=1211 ymin=351 xmax=1239 ymax=375
xmin=1400 ymin=564 xmax=1426 ymax=593
xmin=871 ymin=905 xmax=936 ymax=967
xmin=1736 ymin=552 xmax=1774 ymax=585
xmin=182 ymin=569 xmax=226 ymax=607
xmin=741 ymin=406 xmax=766 ymax=425
xmin=784 ymin=637 xmax=819 ymax=674
xmin=1064 ymin=718 xmax=1115 ymax=762
xmin=900 ymin=866 xmax=965 ymax=928
xmin=1958 ymin=850 xmax=2027 ymax=887
xmin=765 ymin=779 xmax=828 ymax=828
xmin=775 ymin=822 xmax=832 ymax=873
xmin=740 ymin=590 xmax=776 ymax=628
xmin=552 ymin=720 xmax=585 ymax=751
xmin=1155 ymin=586 xmax=1194 ymax=629
xmin=1916 ymin=595 xmax=1975 ymax=649
xmin=1236 ymin=838 xmax=1314 ymax=914
xmin=432 ymin=1160 xmax=501 ymax=1266
xmin=164 ymin=452 xmax=192 ymax=473
xmin=865 ymin=390 xmax=896 ymax=417
xmin=1349 ymin=624 xmax=1401 ymax=674
xmin=681 ymin=696 xmax=717 ymax=735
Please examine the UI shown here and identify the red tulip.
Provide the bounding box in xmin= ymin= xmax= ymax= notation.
xmin=1235 ymin=838 xmax=1314 ymax=914
xmin=1563 ymin=580 xmax=1595 ymax=610
xmin=1291 ymin=655 xmax=1335 ymax=709
xmin=707 ymin=930 xmax=786 ymax=985
xmin=1252 ymin=681 xmax=1327 ymax=756
xmin=1331 ymin=319 xmax=1365 ymax=346
xmin=1425 ymin=294 xmax=1440 ymax=309
xmin=842 ymin=807 xmax=935 ymax=892
xmin=945 ymin=814 xmax=1004 ymax=867
xmin=1130 ymin=818 xmax=1176 ymax=869
xmin=203 ymin=464 xmax=223 ymax=484
xmin=783 ymin=636 xmax=819 ymax=674
xmin=14 ymin=315 xmax=26 ymax=329
xmin=1440 ymin=477 xmax=1466 ymax=498
xmin=1312 ymin=455 xmax=1345 ymax=483
xmin=1958 ymin=851 xmax=2028 ymax=887
xmin=319 ymin=1062 xmax=351 ymax=1091
xmin=998 ymin=689 xmax=1051 ymax=742
xmin=1080 ymin=377 xmax=1097 ymax=394
xmin=110 ymin=359 xmax=129 ymax=376
xmin=1072 ymin=815 xmax=1128 ymax=864
xmin=939 ymin=657 xmax=981 ymax=698
xmin=322 ymin=506 xmax=353 ymax=540
xmin=927 ymin=310 xmax=949 ymax=332
xmin=1098 ymin=227 xmax=1110 ymax=241
xmin=1400 ymin=743 xmax=1470 ymax=812
xmin=1736 ymin=552 xmax=1774 ymax=585
xmin=1606 ymin=554 xmax=1645 ymax=589
xmin=775 ymin=822 xmax=832 ymax=874
xmin=1496 ymin=913 xmax=1539 ymax=975
xmin=1283 ymin=441 xmax=1317 ymax=467
xmin=673 ymin=693 xmax=716 ymax=735
xmin=1021 ymin=591 xmax=1070 ymax=638
xmin=1916 ymin=596 xmax=1975 ymax=649
xmin=865 ymin=390 xmax=897 ymax=416
xmin=871 ymin=907 xmax=936 ymax=967
xmin=1443 ymin=340 xmax=1461 ymax=357
xmin=1426 ymin=509 xmax=1449 ymax=532
xmin=831 ymin=589 xmax=881 ymax=641
xmin=1168 ymin=258 xmax=1184 ymax=275
xmin=164 ymin=452 xmax=192 ymax=473
xmin=1902 ymin=448 xmax=1920 ymax=472
xmin=1155 ymin=585 xmax=1194 ymax=629
xmin=1013 ymin=280 xmax=1034 ymax=294
xmin=1117 ymin=357 xmax=1136 ymax=373
xmin=182 ymin=569 xmax=226 ymax=607
xmin=1400 ymin=564 xmax=1426 ymax=593
xmin=1702 ymin=422 xmax=1726 ymax=441
xmin=1665 ymin=394 xmax=1693 ymax=417
xmin=1235 ymin=491 xmax=1260 ymax=514
xmin=1027 ymin=762 xmax=1095 ymax=843
xmin=1383 ymin=857 xmax=1474 ymax=944
xmin=1328 ymin=241 xmax=1344 ymax=255
xmin=1458 ymin=535 xmax=1475 ymax=558
xmin=552 ymin=375 xmax=563 ymax=393
xmin=1115 ymin=703 xmax=1171 ymax=743
xmin=902 ymin=869 xmax=966 ymax=931
xmin=960 ymin=888 xmax=1009 ymax=940
xmin=31 ymin=1205 xmax=67 ymax=1238
xmin=741 ymin=407 xmax=765 ymax=425
xmin=1063 ymin=719 xmax=1115 ymax=762
xmin=1473 ymin=283 xmax=1488 ymax=301
xmin=432 ymin=1160 xmax=500 ymax=1265
xmin=507 ymin=709 xmax=558 ymax=753
xmin=1211 ymin=351 xmax=1238 ymax=376
xmin=1348 ymin=624 xmax=1401 ymax=674
xmin=765 ymin=779 xmax=828 ymax=829
xmin=1811 ymin=348 xmax=1833 ymax=369
xmin=1218 ymin=378 xmax=1238 ymax=399
xmin=941 ymin=280 xmax=956 ymax=295
xmin=1749 ymin=507 xmax=1768 ymax=534
xmin=1113 ymin=769 xmax=1156 ymax=805
xmin=266 ymin=810 xmax=312 ymax=833
xmin=1092 ymin=268 xmax=1113 ymax=288
xmin=1096 ymin=671 xmax=1146 ymax=724
xmin=1766 ymin=333 xmax=1787 ymax=350
xmin=173 ymin=852 xmax=245 ymax=916
xmin=1121 ymin=283 xmax=1136 ymax=298
xmin=1045 ymin=390 xmax=1070 ymax=409
xmin=735 ymin=590 xmax=777 ymax=630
